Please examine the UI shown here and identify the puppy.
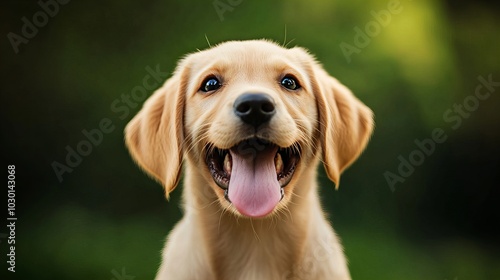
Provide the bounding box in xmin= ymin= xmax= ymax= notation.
xmin=125 ymin=39 xmax=373 ymax=280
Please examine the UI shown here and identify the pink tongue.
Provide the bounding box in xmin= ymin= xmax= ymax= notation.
xmin=227 ymin=146 xmax=281 ymax=218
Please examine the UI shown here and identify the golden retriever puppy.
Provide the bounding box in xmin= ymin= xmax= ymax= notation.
xmin=125 ymin=40 xmax=373 ymax=280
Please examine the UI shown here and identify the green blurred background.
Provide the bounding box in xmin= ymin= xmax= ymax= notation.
xmin=2 ymin=0 xmax=499 ymax=279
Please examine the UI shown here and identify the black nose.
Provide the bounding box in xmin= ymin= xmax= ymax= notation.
xmin=234 ymin=93 xmax=276 ymax=127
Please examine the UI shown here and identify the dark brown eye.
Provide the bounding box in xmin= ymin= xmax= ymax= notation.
xmin=200 ymin=77 xmax=221 ymax=92
xmin=280 ymin=76 xmax=300 ymax=90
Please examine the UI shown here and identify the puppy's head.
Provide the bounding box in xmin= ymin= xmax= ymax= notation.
xmin=125 ymin=40 xmax=373 ymax=218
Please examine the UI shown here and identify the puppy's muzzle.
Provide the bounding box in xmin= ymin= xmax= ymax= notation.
xmin=203 ymin=93 xmax=300 ymax=218
xmin=233 ymin=93 xmax=276 ymax=128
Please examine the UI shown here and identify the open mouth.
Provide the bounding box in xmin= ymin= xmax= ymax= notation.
xmin=205 ymin=138 xmax=300 ymax=217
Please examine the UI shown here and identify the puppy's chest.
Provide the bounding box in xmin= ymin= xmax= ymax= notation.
xmin=210 ymin=234 xmax=300 ymax=280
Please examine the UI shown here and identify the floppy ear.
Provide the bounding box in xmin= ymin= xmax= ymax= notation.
xmin=124 ymin=69 xmax=186 ymax=197
xmin=314 ymin=67 xmax=374 ymax=188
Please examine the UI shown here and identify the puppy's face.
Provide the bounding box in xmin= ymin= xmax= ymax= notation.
xmin=125 ymin=40 xmax=373 ymax=219
xmin=183 ymin=41 xmax=318 ymax=217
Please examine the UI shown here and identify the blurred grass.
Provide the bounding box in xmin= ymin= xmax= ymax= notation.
xmin=16 ymin=204 xmax=168 ymax=279
xmin=343 ymin=226 xmax=500 ymax=279
xmin=10 ymin=203 xmax=500 ymax=279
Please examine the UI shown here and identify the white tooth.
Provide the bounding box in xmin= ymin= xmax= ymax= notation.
xmin=275 ymin=153 xmax=283 ymax=174
xmin=223 ymin=153 xmax=231 ymax=176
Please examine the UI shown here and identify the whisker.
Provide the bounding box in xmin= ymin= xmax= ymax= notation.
xmin=250 ymin=219 xmax=260 ymax=242
xmin=183 ymin=123 xmax=215 ymax=158
xmin=204 ymin=34 xmax=212 ymax=48
xmin=284 ymin=38 xmax=296 ymax=48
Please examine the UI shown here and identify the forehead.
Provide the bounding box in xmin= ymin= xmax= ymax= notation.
xmin=185 ymin=41 xmax=310 ymax=79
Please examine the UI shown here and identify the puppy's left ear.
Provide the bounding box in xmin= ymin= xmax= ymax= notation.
xmin=314 ymin=67 xmax=374 ymax=188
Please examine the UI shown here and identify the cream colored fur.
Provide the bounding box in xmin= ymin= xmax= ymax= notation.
xmin=125 ymin=40 xmax=373 ymax=280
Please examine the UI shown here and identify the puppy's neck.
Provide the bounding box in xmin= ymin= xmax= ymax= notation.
xmin=182 ymin=163 xmax=322 ymax=278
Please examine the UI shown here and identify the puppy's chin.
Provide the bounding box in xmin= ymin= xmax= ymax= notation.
xmin=204 ymin=137 xmax=300 ymax=218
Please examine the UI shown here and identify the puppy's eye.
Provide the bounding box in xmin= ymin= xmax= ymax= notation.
xmin=200 ymin=77 xmax=222 ymax=92
xmin=280 ymin=76 xmax=300 ymax=90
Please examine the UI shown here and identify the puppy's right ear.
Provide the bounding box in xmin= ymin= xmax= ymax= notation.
xmin=125 ymin=69 xmax=186 ymax=197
